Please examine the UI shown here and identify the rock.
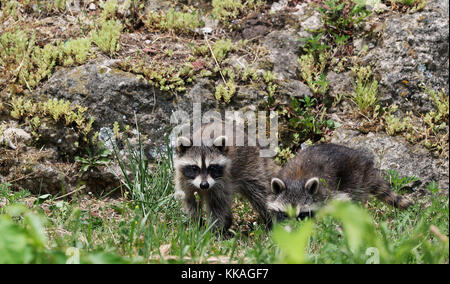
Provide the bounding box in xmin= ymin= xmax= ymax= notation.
xmin=326 ymin=71 xmax=354 ymax=97
xmin=2 ymin=128 xmax=32 ymax=143
xmin=270 ymin=0 xmax=288 ymax=13
xmin=278 ymin=79 xmax=313 ymax=104
xmin=292 ymin=3 xmax=324 ymax=38
xmin=88 ymin=3 xmax=96 ymax=11
xmin=364 ymin=0 xmax=389 ymax=13
xmin=233 ymin=86 xmax=264 ymax=109
xmin=18 ymin=164 xmax=68 ymax=195
xmin=301 ymin=11 xmax=323 ymax=31
xmin=0 ymin=128 xmax=32 ymax=149
xmin=80 ymin=166 xmax=121 ymax=195
xmin=37 ymin=121 xmax=80 ymax=159
xmin=144 ymin=0 xmax=173 ymax=13
xmin=361 ymin=0 xmax=449 ymax=113
xmin=331 ymin=128 xmax=449 ymax=193
xmin=39 ymin=60 xmax=174 ymax=155
xmin=262 ymin=29 xmax=302 ymax=80
xmin=182 ymin=78 xmax=217 ymax=111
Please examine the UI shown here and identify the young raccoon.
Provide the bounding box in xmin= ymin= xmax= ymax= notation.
xmin=173 ymin=122 xmax=279 ymax=231
xmin=268 ymin=143 xmax=413 ymax=222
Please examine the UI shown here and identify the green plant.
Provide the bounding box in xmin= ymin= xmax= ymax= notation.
xmin=0 ymin=183 xmax=30 ymax=206
xmin=9 ymin=97 xmax=95 ymax=139
xmin=386 ymin=169 xmax=419 ymax=192
xmin=275 ymin=147 xmax=295 ymax=165
xmin=117 ymin=60 xmax=195 ymax=92
xmin=381 ymin=88 xmax=448 ymax=155
xmin=426 ymin=181 xmax=439 ymax=195
xmin=273 ymin=199 xmax=449 ymax=264
xmin=424 ymin=89 xmax=449 ymax=131
xmin=318 ymin=0 xmax=371 ymax=35
xmin=75 ymin=147 xmax=112 ymax=173
xmin=144 ymin=8 xmax=203 ymax=33
xmin=101 ymin=0 xmax=118 ymax=21
xmin=212 ymin=39 xmax=233 ymax=64
xmin=0 ymin=30 xmax=61 ymax=89
xmin=0 ymin=0 xmax=20 ymax=21
xmin=0 ymin=204 xmax=54 ymax=264
xmin=215 ymin=80 xmax=237 ymax=103
xmin=390 ymin=0 xmax=427 ymax=12
xmin=287 ymin=96 xmax=336 ymax=140
xmin=211 ymin=0 xmax=244 ymax=24
xmin=91 ymin=19 xmax=122 ymax=56
xmin=351 ymin=65 xmax=379 ymax=115
xmin=61 ymin=37 xmax=91 ymax=66
xmin=298 ymin=51 xmax=330 ymax=95
xmin=299 ymin=33 xmax=329 ymax=54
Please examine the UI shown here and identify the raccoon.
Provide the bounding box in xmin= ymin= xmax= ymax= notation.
xmin=268 ymin=143 xmax=414 ymax=222
xmin=173 ymin=122 xmax=280 ymax=231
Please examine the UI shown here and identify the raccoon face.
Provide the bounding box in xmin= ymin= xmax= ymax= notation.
xmin=267 ymin=177 xmax=322 ymax=222
xmin=174 ymin=136 xmax=231 ymax=190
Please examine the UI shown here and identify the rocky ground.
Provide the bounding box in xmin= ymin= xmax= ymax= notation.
xmin=0 ymin=0 xmax=448 ymax=199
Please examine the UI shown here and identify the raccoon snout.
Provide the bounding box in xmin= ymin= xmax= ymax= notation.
xmin=200 ymin=181 xmax=209 ymax=189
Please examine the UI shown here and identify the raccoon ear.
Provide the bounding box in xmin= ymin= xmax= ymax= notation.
xmin=305 ymin=177 xmax=320 ymax=195
xmin=213 ymin=135 xmax=228 ymax=152
xmin=271 ymin=178 xmax=286 ymax=194
xmin=176 ymin=136 xmax=192 ymax=155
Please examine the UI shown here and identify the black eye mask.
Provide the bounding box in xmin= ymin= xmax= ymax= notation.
xmin=274 ymin=211 xmax=289 ymax=222
xmin=182 ymin=165 xmax=200 ymax=179
xmin=297 ymin=211 xmax=315 ymax=220
xmin=208 ymin=164 xmax=224 ymax=179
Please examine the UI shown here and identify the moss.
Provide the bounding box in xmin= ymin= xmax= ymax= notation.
xmin=385 ymin=108 xmax=408 ymax=136
xmin=381 ymin=89 xmax=449 ymax=156
xmin=144 ymin=8 xmax=203 ymax=33
xmin=212 ymin=0 xmax=244 ymax=23
xmin=350 ymin=65 xmax=379 ymax=115
xmin=91 ymin=19 xmax=122 ymax=56
xmin=117 ymin=59 xmax=195 ymax=92
xmin=390 ymin=0 xmax=427 ymax=12
xmin=61 ymin=38 xmax=91 ymax=66
xmin=101 ymin=0 xmax=118 ymax=22
xmin=298 ymin=51 xmax=330 ymax=95
xmin=0 ymin=0 xmax=20 ymax=21
xmin=9 ymin=97 xmax=94 ymax=139
xmin=215 ymin=80 xmax=237 ymax=104
xmin=0 ymin=28 xmax=95 ymax=90
xmin=275 ymin=146 xmax=295 ymax=166
xmin=0 ymin=30 xmax=61 ymax=89
xmin=211 ymin=0 xmax=263 ymax=25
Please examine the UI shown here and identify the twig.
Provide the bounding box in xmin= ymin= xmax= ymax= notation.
xmin=54 ymin=185 xmax=86 ymax=200
xmin=204 ymin=34 xmax=227 ymax=85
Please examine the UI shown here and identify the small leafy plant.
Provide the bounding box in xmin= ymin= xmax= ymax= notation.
xmin=351 ymin=65 xmax=379 ymax=115
xmin=287 ymin=96 xmax=336 ymax=140
xmin=318 ymin=0 xmax=371 ymax=36
xmin=91 ymin=19 xmax=122 ymax=56
xmin=75 ymin=147 xmax=112 ymax=173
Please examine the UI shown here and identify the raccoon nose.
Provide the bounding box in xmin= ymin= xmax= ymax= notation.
xmin=200 ymin=181 xmax=209 ymax=189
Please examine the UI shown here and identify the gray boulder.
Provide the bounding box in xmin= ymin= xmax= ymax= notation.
xmin=331 ymin=128 xmax=449 ymax=193
xmin=362 ymin=0 xmax=449 ymax=113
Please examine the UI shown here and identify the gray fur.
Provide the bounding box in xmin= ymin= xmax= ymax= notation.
xmin=269 ymin=143 xmax=414 ymax=222
xmin=173 ymin=122 xmax=280 ymax=231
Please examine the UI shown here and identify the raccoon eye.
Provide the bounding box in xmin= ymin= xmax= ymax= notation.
xmin=297 ymin=211 xmax=315 ymax=220
xmin=208 ymin=164 xmax=224 ymax=179
xmin=274 ymin=211 xmax=289 ymax=222
xmin=182 ymin=165 xmax=200 ymax=179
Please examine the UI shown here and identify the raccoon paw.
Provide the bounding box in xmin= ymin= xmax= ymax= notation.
xmin=174 ymin=190 xmax=186 ymax=200
xmin=398 ymin=195 xmax=414 ymax=209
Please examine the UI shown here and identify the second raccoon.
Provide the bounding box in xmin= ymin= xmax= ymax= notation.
xmin=268 ymin=143 xmax=413 ymax=221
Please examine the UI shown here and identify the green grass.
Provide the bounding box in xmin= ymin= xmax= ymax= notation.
xmin=0 ymin=139 xmax=448 ymax=263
